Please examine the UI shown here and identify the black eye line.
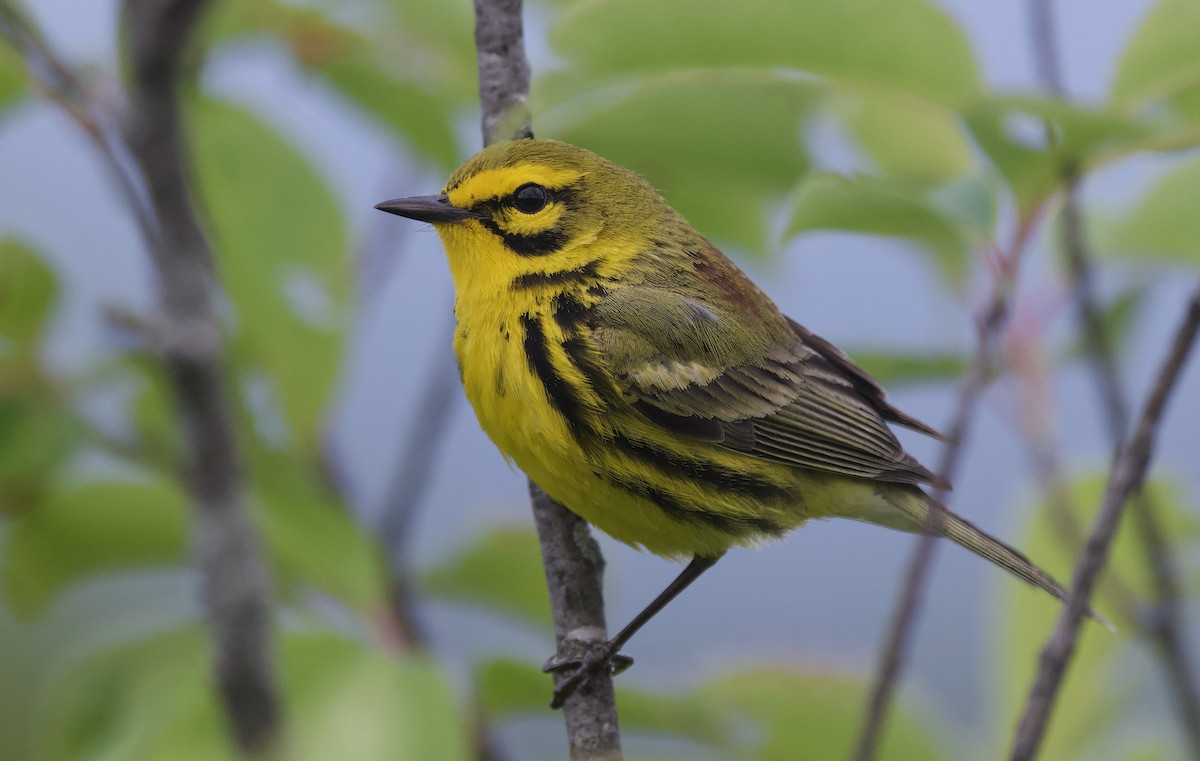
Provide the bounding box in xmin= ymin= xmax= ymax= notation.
xmin=464 ymin=182 xmax=577 ymax=221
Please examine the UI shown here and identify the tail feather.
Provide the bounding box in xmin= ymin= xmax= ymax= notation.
xmin=884 ymin=487 xmax=1112 ymax=629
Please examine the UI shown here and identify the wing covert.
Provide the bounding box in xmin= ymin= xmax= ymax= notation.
xmin=589 ymin=286 xmax=944 ymax=488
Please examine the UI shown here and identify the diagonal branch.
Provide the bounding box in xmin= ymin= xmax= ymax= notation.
xmin=0 ymin=2 xmax=157 ymax=245
xmin=1009 ymin=278 xmax=1200 ymax=760
xmin=472 ymin=1 xmax=621 ymax=758
xmin=1027 ymin=1 xmax=1200 ymax=752
xmin=853 ymin=216 xmax=1041 ymax=761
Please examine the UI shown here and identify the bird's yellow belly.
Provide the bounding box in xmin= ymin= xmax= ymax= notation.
xmin=454 ymin=318 xmax=814 ymax=558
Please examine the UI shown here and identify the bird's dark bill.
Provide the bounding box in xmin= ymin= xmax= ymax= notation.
xmin=374 ymin=194 xmax=473 ymax=223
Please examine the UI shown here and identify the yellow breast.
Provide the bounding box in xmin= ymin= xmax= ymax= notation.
xmin=440 ymin=220 xmax=810 ymax=559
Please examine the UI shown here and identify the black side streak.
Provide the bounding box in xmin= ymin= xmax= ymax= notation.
xmin=561 ymin=336 xmax=625 ymax=405
xmin=632 ymin=401 xmax=725 ymax=442
xmin=512 ymin=260 xmax=601 ymax=290
xmin=551 ymin=292 xmax=592 ymax=332
xmin=521 ymin=315 xmax=588 ymax=438
xmin=608 ymin=476 xmax=783 ymax=536
xmin=611 ymin=433 xmax=791 ymax=504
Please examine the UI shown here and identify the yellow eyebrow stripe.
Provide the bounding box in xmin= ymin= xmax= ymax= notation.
xmin=446 ymin=164 xmax=585 ymax=207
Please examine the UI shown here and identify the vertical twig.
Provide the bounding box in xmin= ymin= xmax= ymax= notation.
xmin=474 ymin=0 xmax=533 ymax=146
xmin=1009 ymin=280 xmax=1200 ymax=760
xmin=120 ymin=0 xmax=280 ymax=752
xmin=853 ymin=217 xmax=1041 ymax=761
xmin=1027 ymin=1 xmax=1200 ymax=752
xmin=530 ymin=484 xmax=623 ymax=761
xmin=472 ymin=1 xmax=622 ymax=758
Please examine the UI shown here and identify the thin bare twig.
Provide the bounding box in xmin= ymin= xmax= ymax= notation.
xmin=1028 ymin=1 xmax=1200 ymax=751
xmin=471 ymin=1 xmax=621 ymax=758
xmin=853 ymin=216 xmax=1040 ymax=761
xmin=1 ymin=0 xmax=281 ymax=751
xmin=1009 ymin=279 xmax=1200 ymax=760
xmin=1009 ymin=369 xmax=1140 ymax=623
xmin=0 ymin=2 xmax=157 ymax=243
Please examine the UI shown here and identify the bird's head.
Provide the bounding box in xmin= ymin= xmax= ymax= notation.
xmin=376 ymin=139 xmax=682 ymax=290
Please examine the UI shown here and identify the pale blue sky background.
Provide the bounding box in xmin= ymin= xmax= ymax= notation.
xmin=2 ymin=0 xmax=1197 ymax=755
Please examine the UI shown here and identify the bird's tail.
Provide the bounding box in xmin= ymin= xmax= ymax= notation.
xmin=882 ymin=486 xmax=1111 ymax=629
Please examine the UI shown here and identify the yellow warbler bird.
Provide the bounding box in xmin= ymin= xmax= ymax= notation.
xmin=377 ymin=138 xmax=1084 ymax=705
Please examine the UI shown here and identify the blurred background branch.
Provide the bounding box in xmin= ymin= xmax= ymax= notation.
xmin=1 ymin=0 xmax=280 ymax=753
xmin=1010 ymin=278 xmax=1200 ymax=760
xmin=1027 ymin=0 xmax=1200 ymax=752
xmin=854 ymin=204 xmax=1039 ymax=761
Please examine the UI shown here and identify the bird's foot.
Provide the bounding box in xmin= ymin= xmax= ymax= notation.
xmin=543 ymin=643 xmax=634 ymax=709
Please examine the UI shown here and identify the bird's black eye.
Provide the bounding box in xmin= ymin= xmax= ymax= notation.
xmin=512 ymin=183 xmax=549 ymax=214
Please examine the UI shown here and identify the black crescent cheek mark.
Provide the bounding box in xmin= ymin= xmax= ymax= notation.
xmin=479 ymin=217 xmax=568 ymax=257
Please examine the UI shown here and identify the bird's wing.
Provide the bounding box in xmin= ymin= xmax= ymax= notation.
xmin=590 ymin=284 xmax=945 ymax=489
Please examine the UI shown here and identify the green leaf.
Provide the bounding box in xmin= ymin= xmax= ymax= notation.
xmin=0 ymin=238 xmax=57 ymax=353
xmin=207 ymin=0 xmax=469 ymax=166
xmin=0 ymin=43 xmax=26 ymax=115
xmin=318 ymin=58 xmax=460 ymax=170
xmin=422 ymin=525 xmax=551 ymax=630
xmin=838 ymin=90 xmax=974 ymax=183
xmin=0 ymin=392 xmax=80 ymax=515
xmin=190 ymin=98 xmax=348 ymax=450
xmin=963 ymin=96 xmax=1154 ymax=216
xmin=283 ymin=633 xmax=472 ymax=761
xmin=37 ymin=628 xmax=472 ymax=761
xmin=2 ymin=481 xmax=190 ymax=616
xmin=542 ymin=69 xmax=821 ymax=254
xmin=847 ymin=349 xmax=966 ymax=387
xmin=1111 ymin=0 xmax=1200 ymax=117
xmin=250 ymin=448 xmax=389 ymax=613
xmin=616 ymin=686 xmax=733 ymax=750
xmin=547 ymin=0 xmax=980 ymax=105
xmin=926 ymin=172 xmax=1001 ymax=243
xmin=477 ymin=657 xmax=734 ymax=749
xmin=34 ymin=627 xmax=231 ymax=761
xmin=383 ymin=0 xmax=478 ymax=100
xmin=476 ymin=657 xmax=547 ymax=716
xmin=1105 ymin=153 xmax=1200 ymax=264
xmin=699 ymin=669 xmax=947 ymax=761
xmin=786 ymin=172 xmax=971 ymax=282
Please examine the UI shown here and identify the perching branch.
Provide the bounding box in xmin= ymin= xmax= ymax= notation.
xmin=472 ymin=1 xmax=622 ymax=758
xmin=1027 ymin=2 xmax=1200 ymax=752
xmin=1009 ymin=279 xmax=1200 ymax=760
xmin=529 ymin=484 xmax=624 ymax=761
xmin=474 ymin=0 xmax=533 ymax=146
xmin=1 ymin=0 xmax=281 ymax=752
xmin=853 ymin=217 xmax=1041 ymax=761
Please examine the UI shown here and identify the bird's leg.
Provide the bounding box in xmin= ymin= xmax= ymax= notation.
xmin=544 ymin=554 xmax=721 ymax=709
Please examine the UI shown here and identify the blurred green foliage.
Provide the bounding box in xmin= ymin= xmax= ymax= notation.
xmin=1 ymin=0 xmax=1199 ymax=759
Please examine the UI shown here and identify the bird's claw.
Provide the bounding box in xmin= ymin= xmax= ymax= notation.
xmin=543 ymin=648 xmax=634 ymax=708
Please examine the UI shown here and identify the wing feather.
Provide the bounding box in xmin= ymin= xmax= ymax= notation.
xmin=589 ymin=284 xmax=945 ymax=488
